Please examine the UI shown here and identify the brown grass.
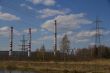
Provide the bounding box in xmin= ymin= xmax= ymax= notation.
xmin=0 ymin=60 xmax=110 ymax=73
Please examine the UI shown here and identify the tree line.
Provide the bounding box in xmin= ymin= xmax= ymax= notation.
xmin=30 ymin=34 xmax=110 ymax=61
xmin=0 ymin=34 xmax=110 ymax=61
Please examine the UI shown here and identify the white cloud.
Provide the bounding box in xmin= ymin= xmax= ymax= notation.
xmin=28 ymin=0 xmax=43 ymax=4
xmin=24 ymin=28 xmax=37 ymax=33
xmin=43 ymin=0 xmax=55 ymax=6
xmin=20 ymin=4 xmax=33 ymax=10
xmin=20 ymin=4 xmax=26 ymax=7
xmin=64 ymin=31 xmax=90 ymax=43
xmin=0 ymin=12 xmax=20 ymax=21
xmin=0 ymin=26 xmax=9 ymax=37
xmin=37 ymin=29 xmax=104 ymax=46
xmin=75 ymin=30 xmax=110 ymax=40
xmin=33 ymin=30 xmax=96 ymax=49
xmin=13 ymin=29 xmax=21 ymax=36
xmin=38 ymin=8 xmax=67 ymax=18
xmin=33 ymin=29 xmax=110 ymax=49
xmin=104 ymin=30 xmax=110 ymax=35
xmin=37 ymin=31 xmax=74 ymax=43
xmin=38 ymin=30 xmax=98 ymax=44
xmin=76 ymin=31 xmax=96 ymax=39
xmin=41 ymin=13 xmax=92 ymax=32
xmin=0 ymin=26 xmax=20 ymax=37
xmin=27 ymin=0 xmax=56 ymax=6
xmin=27 ymin=6 xmax=33 ymax=10
xmin=76 ymin=39 xmax=89 ymax=43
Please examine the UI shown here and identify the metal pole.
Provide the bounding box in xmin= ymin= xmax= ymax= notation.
xmin=9 ymin=27 xmax=13 ymax=56
xmin=94 ymin=17 xmax=102 ymax=57
xmin=95 ymin=17 xmax=101 ymax=47
xmin=28 ymin=28 xmax=31 ymax=57
xmin=54 ymin=20 xmax=57 ymax=55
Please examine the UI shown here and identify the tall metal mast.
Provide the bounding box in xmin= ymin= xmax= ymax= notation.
xmin=28 ymin=28 xmax=31 ymax=57
xmin=9 ymin=27 xmax=13 ymax=56
xmin=54 ymin=20 xmax=57 ymax=55
xmin=95 ymin=17 xmax=102 ymax=47
xmin=19 ymin=35 xmax=28 ymax=52
xmin=94 ymin=17 xmax=103 ymax=57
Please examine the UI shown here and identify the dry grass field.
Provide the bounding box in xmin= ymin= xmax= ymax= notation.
xmin=0 ymin=60 xmax=110 ymax=73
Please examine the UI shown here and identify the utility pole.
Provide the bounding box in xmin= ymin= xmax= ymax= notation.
xmin=54 ymin=20 xmax=57 ymax=55
xmin=28 ymin=28 xmax=31 ymax=57
xmin=9 ymin=27 xmax=13 ymax=56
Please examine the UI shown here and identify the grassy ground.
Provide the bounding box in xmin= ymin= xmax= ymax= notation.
xmin=0 ymin=60 xmax=110 ymax=73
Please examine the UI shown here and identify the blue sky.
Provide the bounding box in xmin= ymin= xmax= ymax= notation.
xmin=0 ymin=0 xmax=110 ymax=51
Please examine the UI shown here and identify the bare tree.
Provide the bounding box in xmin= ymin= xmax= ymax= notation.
xmin=60 ymin=34 xmax=70 ymax=54
xmin=40 ymin=44 xmax=46 ymax=61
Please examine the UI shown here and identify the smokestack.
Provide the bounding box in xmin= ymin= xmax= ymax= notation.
xmin=54 ymin=20 xmax=57 ymax=55
xmin=9 ymin=26 xmax=13 ymax=56
xmin=28 ymin=28 xmax=31 ymax=57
